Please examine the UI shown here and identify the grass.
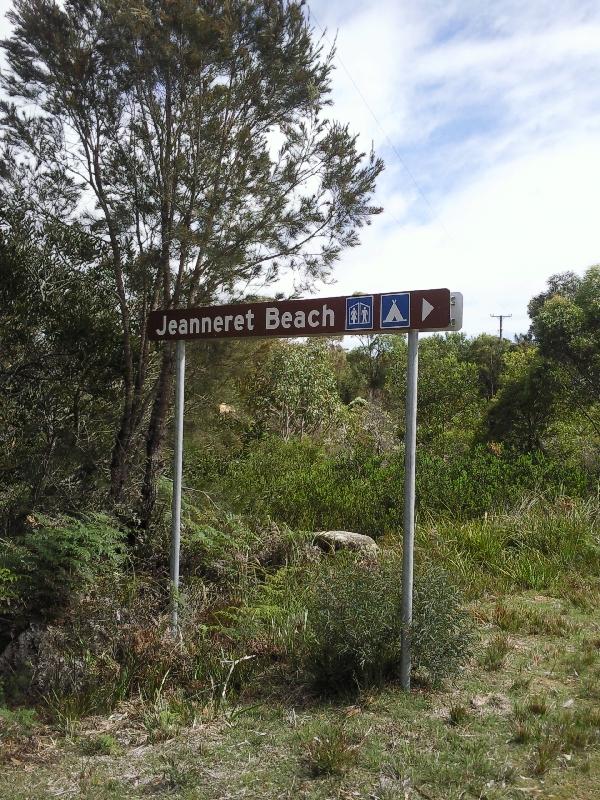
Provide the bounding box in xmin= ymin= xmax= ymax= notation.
xmin=448 ymin=703 xmax=469 ymax=726
xmin=480 ymin=632 xmax=511 ymax=670
xmin=491 ymin=600 xmax=572 ymax=636
xmin=77 ymin=733 xmax=122 ymax=756
xmin=1 ymin=498 xmax=598 ymax=798
xmin=1 ymin=587 xmax=600 ymax=799
xmin=300 ymin=720 xmax=355 ymax=777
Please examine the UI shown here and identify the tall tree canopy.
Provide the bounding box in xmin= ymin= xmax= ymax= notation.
xmin=0 ymin=0 xmax=383 ymax=524
xmin=529 ymin=267 xmax=599 ymax=403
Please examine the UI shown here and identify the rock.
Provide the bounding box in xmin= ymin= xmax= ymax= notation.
xmin=313 ymin=531 xmax=379 ymax=557
xmin=0 ymin=624 xmax=45 ymax=681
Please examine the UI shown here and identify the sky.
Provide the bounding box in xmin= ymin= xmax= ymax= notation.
xmin=303 ymin=0 xmax=600 ymax=339
xmin=1 ymin=1 xmax=599 ymax=339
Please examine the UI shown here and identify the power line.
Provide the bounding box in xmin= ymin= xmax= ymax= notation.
xmin=491 ymin=313 xmax=512 ymax=340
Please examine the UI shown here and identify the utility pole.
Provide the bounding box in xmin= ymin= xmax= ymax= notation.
xmin=491 ymin=313 xmax=512 ymax=340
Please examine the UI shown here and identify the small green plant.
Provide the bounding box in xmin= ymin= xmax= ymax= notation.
xmin=492 ymin=602 xmax=525 ymax=632
xmin=0 ymin=514 xmax=127 ymax=625
xmin=77 ymin=733 xmax=122 ymax=756
xmin=525 ymin=694 xmax=548 ymax=716
xmin=157 ymin=754 xmax=202 ymax=791
xmin=491 ymin=601 xmax=571 ymax=637
xmin=480 ymin=633 xmax=510 ymax=671
xmin=509 ymin=674 xmax=532 ymax=693
xmin=296 ymin=554 xmax=472 ymax=693
xmin=448 ymin=704 xmax=469 ymax=726
xmin=142 ymin=694 xmax=192 ymax=743
xmin=531 ymin=732 xmax=561 ymax=775
xmin=511 ymin=719 xmax=536 ymax=744
xmin=0 ymin=706 xmax=38 ymax=739
xmin=301 ymin=722 xmax=354 ymax=777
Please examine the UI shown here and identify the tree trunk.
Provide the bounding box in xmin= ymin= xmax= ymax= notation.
xmin=109 ymin=405 xmax=134 ymax=503
xmin=139 ymin=345 xmax=175 ymax=531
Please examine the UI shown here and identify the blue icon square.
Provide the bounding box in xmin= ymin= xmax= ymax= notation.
xmin=346 ymin=296 xmax=373 ymax=330
xmin=381 ymin=293 xmax=410 ymax=328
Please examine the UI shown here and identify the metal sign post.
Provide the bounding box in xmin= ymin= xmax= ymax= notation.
xmin=170 ymin=339 xmax=186 ymax=637
xmin=401 ymin=330 xmax=419 ymax=690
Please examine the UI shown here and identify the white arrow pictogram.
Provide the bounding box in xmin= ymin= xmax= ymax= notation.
xmin=422 ymin=298 xmax=434 ymax=321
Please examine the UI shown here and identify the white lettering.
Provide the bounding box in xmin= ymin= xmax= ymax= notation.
xmin=213 ymin=316 xmax=223 ymax=333
xmin=202 ymin=317 xmax=212 ymax=333
xmin=294 ymin=310 xmax=306 ymax=328
xmin=265 ymin=307 xmax=279 ymax=329
xmin=246 ymin=310 xmax=255 ymax=330
xmin=156 ymin=315 xmax=167 ymax=336
xmin=234 ymin=314 xmax=244 ymax=331
xmin=224 ymin=314 xmax=233 ymax=331
xmin=168 ymin=319 xmax=178 ymax=335
xmin=308 ymin=309 xmax=319 ymax=328
xmin=190 ymin=318 xmax=200 ymax=334
xmin=280 ymin=311 xmax=292 ymax=329
xmin=322 ymin=304 xmax=334 ymax=327
xmin=178 ymin=319 xmax=188 ymax=335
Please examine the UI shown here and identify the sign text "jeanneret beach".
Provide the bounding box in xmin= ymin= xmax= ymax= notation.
xmin=148 ymin=289 xmax=461 ymax=341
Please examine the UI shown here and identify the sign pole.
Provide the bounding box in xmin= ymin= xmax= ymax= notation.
xmin=401 ymin=329 xmax=419 ymax=690
xmin=170 ymin=339 xmax=186 ymax=637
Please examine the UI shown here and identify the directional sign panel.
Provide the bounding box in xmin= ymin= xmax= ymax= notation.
xmin=148 ymin=289 xmax=461 ymax=341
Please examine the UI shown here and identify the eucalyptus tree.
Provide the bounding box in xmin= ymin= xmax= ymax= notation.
xmin=1 ymin=0 xmax=383 ymax=525
xmin=247 ymin=339 xmax=340 ymax=439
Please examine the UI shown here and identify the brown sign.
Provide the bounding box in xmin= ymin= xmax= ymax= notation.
xmin=147 ymin=289 xmax=461 ymax=341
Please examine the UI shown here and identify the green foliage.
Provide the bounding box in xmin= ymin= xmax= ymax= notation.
xmin=245 ymin=340 xmax=341 ymax=439
xmin=529 ymin=266 xmax=600 ymax=427
xmin=221 ymin=437 xmax=392 ymax=533
xmin=0 ymin=203 xmax=121 ymax=523
xmin=0 ymin=514 xmax=127 ymax=625
xmin=486 ymin=346 xmax=560 ymax=451
xmin=385 ymin=334 xmax=484 ymax=450
xmin=1 ymin=0 xmax=383 ymax=516
xmin=429 ymin=496 xmax=600 ymax=594
xmin=0 ymin=706 xmax=38 ymax=740
xmin=77 ymin=733 xmax=122 ymax=757
xmin=480 ymin=633 xmax=510 ymax=671
xmin=466 ymin=334 xmax=511 ymax=399
xmin=214 ymin=436 xmax=592 ymax=534
xmin=448 ymin=704 xmax=469 ymax=726
xmin=336 ymin=335 xmax=393 ymax=402
xmin=295 ymin=554 xmax=472 ymax=692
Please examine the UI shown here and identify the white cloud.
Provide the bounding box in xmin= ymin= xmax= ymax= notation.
xmin=313 ymin=136 xmax=600 ymax=340
xmin=304 ymin=0 xmax=600 ymax=338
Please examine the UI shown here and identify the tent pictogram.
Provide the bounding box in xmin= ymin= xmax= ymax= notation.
xmin=384 ymin=299 xmax=407 ymax=324
xmin=381 ymin=293 xmax=410 ymax=328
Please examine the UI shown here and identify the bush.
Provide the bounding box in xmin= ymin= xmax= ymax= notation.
xmin=296 ymin=553 xmax=472 ymax=693
xmin=0 ymin=513 xmax=127 ymax=627
xmin=208 ymin=437 xmax=593 ymax=537
xmin=220 ymin=437 xmax=392 ymax=535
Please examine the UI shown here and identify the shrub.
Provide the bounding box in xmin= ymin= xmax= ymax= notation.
xmin=0 ymin=513 xmax=127 ymax=625
xmin=295 ymin=553 xmax=472 ymax=693
xmin=208 ymin=436 xmax=594 ymax=537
